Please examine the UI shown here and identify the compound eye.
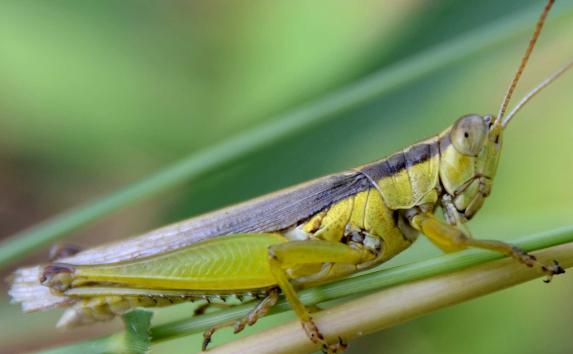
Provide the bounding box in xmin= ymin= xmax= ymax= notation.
xmin=450 ymin=114 xmax=487 ymax=156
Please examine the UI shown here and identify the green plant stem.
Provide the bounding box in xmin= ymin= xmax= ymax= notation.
xmin=37 ymin=225 xmax=573 ymax=354
xmin=2 ymin=2 xmax=573 ymax=269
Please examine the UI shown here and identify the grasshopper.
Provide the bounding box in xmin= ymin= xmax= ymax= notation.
xmin=8 ymin=1 xmax=573 ymax=352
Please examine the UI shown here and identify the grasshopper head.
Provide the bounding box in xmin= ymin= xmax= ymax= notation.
xmin=438 ymin=0 xmax=572 ymax=220
xmin=439 ymin=114 xmax=503 ymax=219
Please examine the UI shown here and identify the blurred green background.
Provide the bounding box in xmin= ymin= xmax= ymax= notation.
xmin=1 ymin=0 xmax=573 ymax=353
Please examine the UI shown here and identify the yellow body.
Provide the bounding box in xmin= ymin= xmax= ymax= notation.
xmin=34 ymin=114 xmax=564 ymax=352
xmin=39 ymin=116 xmax=509 ymax=335
xmin=43 ymin=146 xmax=440 ymax=329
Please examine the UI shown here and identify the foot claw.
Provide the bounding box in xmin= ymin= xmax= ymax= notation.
xmin=513 ymin=245 xmax=565 ymax=283
xmin=553 ymin=260 xmax=565 ymax=275
xmin=201 ymin=336 xmax=211 ymax=352
xmin=541 ymin=260 xmax=565 ymax=284
xmin=303 ymin=320 xmax=347 ymax=353
xmin=320 ymin=337 xmax=348 ymax=354
xmin=233 ymin=320 xmax=246 ymax=334
xmin=336 ymin=337 xmax=348 ymax=351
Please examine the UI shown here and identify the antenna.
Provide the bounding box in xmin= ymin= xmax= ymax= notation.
xmin=502 ymin=59 xmax=573 ymax=127
xmin=496 ymin=0 xmax=555 ymax=123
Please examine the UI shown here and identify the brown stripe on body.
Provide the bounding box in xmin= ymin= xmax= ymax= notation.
xmin=405 ymin=141 xmax=438 ymax=167
xmin=360 ymin=139 xmax=442 ymax=180
xmin=361 ymin=138 xmax=442 ymax=209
